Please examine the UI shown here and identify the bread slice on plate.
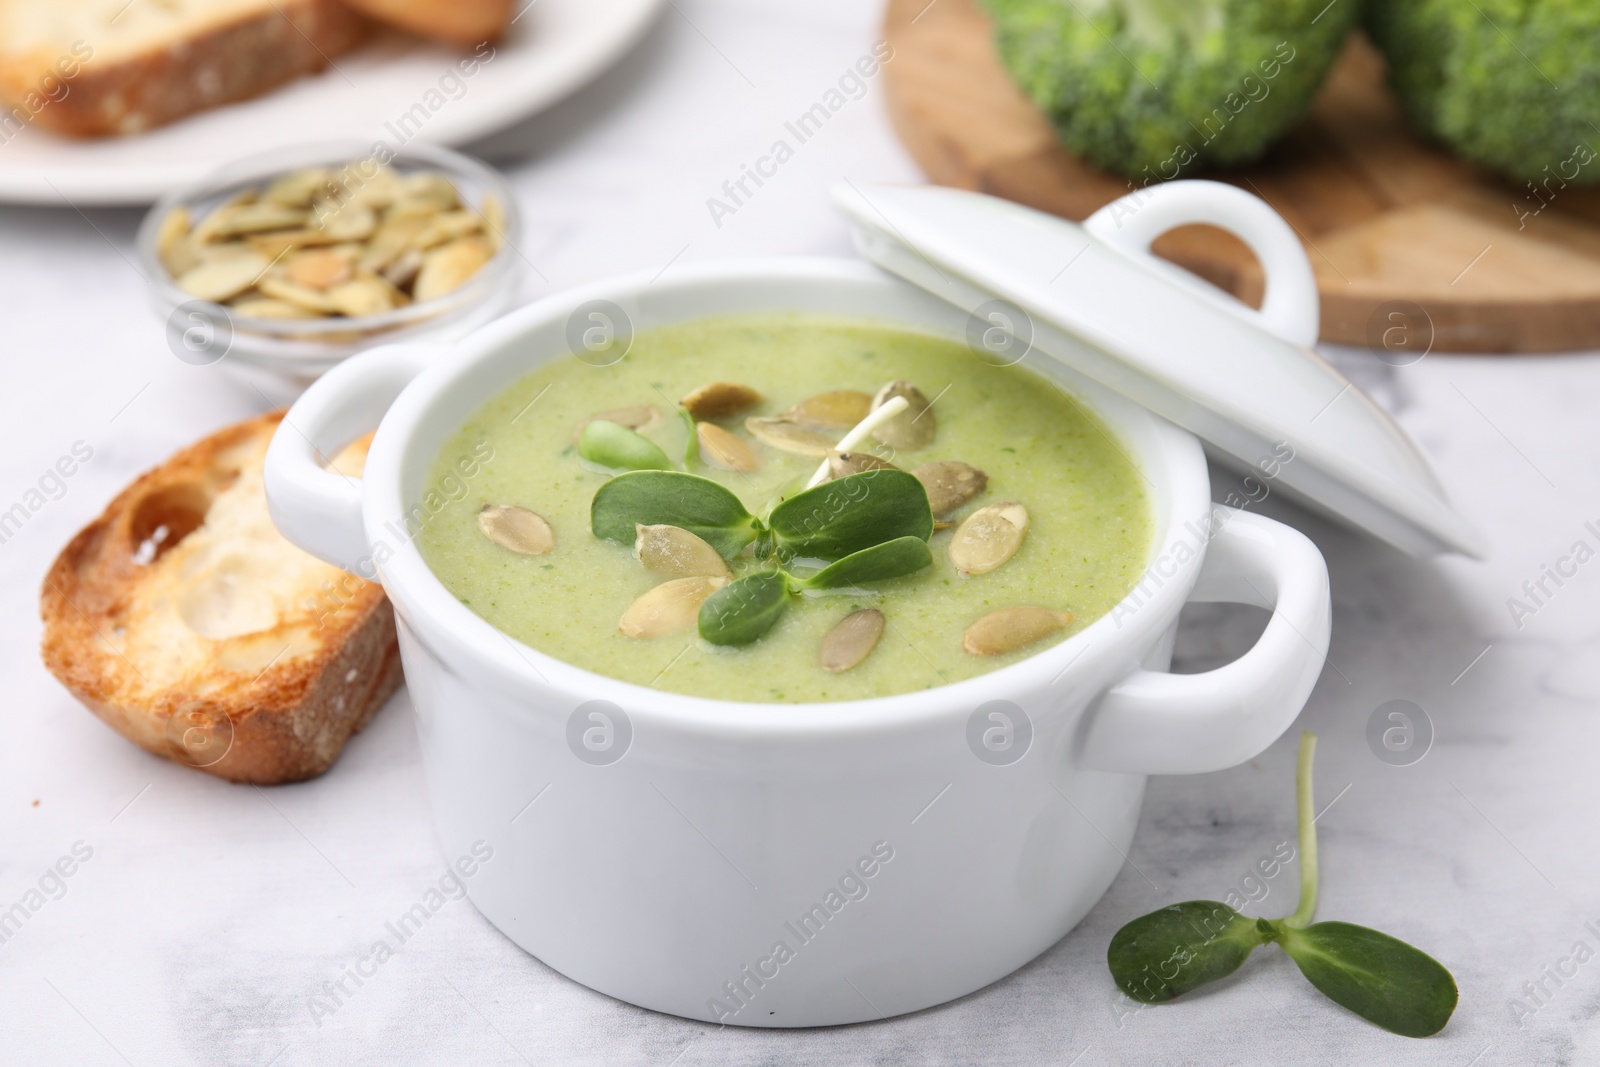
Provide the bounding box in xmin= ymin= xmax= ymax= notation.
xmin=0 ymin=0 xmax=370 ymax=137
xmin=338 ymin=0 xmax=511 ymax=46
xmin=41 ymin=413 xmax=402 ymax=784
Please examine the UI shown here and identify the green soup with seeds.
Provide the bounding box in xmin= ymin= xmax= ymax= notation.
xmin=417 ymin=315 xmax=1152 ymax=703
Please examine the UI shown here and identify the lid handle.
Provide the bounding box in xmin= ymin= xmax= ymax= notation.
xmin=1083 ymin=180 xmax=1320 ymax=348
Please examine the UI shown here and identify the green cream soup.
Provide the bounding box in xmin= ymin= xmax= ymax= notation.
xmin=417 ymin=315 xmax=1152 ymax=703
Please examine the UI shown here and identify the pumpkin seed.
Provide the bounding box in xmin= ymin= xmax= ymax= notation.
xmin=258 ymin=276 xmax=339 ymax=313
xmin=246 ymin=229 xmax=343 ymax=257
xmin=819 ymin=608 xmax=885 ymax=673
xmin=947 ymin=501 xmax=1029 ymax=576
xmin=326 ymin=277 xmax=399 ymax=317
xmin=634 ymin=523 xmax=730 ymax=578
xmin=914 ymin=460 xmax=988 ymax=516
xmin=619 ymin=576 xmax=728 ymax=638
xmin=478 ymin=504 xmax=554 ymax=556
xmin=176 ymin=253 xmax=270 ymax=302
xmin=162 ymin=236 xmax=202 ymax=278
xmin=962 ymin=606 xmax=1073 ymax=656
xmin=341 ymin=165 xmax=401 ymax=209
xmin=381 ymin=247 xmax=426 ymax=288
xmin=363 ymin=215 xmax=431 ymax=263
xmin=399 ymin=171 xmax=459 ymax=209
xmin=207 ymin=201 xmax=309 ymax=238
xmin=682 ymin=381 xmax=762 ymax=420
xmin=827 ymin=449 xmax=899 ymax=479
xmin=412 ymin=209 xmax=483 ymax=250
xmin=190 ymin=191 xmax=255 ymax=243
xmin=746 ymin=417 xmax=836 ymax=457
xmin=784 ymin=389 xmax=873 ymax=429
xmin=697 ymin=422 xmax=760 ymax=472
xmin=230 ymin=297 xmax=317 ymax=320
xmin=386 ymin=197 xmax=441 ymax=221
xmin=319 ymin=202 xmax=379 ymax=241
xmin=572 ymin=405 xmax=664 ymax=443
xmin=285 ymin=248 xmax=352 ymax=290
xmin=482 ymin=194 xmax=506 ymax=247
xmin=156 ymin=207 xmax=193 ymax=274
xmin=264 ymin=167 xmax=332 ymax=207
xmin=415 ymin=237 xmax=492 ymax=301
xmin=870 ymin=380 xmax=936 ymax=450
xmin=351 ymin=166 xmax=398 ymax=200
xmin=193 ymin=240 xmax=261 ymax=263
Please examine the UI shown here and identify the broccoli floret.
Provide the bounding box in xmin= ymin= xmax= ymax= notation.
xmin=1367 ymin=1 xmax=1600 ymax=187
xmin=984 ymin=0 xmax=1360 ymax=181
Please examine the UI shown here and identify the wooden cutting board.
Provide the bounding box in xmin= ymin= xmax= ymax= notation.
xmin=882 ymin=0 xmax=1600 ymax=354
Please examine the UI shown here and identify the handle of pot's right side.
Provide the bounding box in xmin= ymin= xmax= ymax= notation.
xmin=1080 ymin=508 xmax=1331 ymax=776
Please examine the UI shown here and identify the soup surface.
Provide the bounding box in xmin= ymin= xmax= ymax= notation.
xmin=417 ymin=315 xmax=1152 ymax=702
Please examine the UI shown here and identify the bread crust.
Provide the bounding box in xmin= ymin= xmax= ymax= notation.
xmin=0 ymin=0 xmax=371 ymax=137
xmin=338 ymin=0 xmax=511 ymax=46
xmin=40 ymin=413 xmax=402 ymax=784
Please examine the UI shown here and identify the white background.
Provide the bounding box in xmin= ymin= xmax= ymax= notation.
xmin=3 ymin=1 xmax=1598 ymax=1064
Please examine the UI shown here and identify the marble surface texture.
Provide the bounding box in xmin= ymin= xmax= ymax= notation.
xmin=3 ymin=2 xmax=1596 ymax=1064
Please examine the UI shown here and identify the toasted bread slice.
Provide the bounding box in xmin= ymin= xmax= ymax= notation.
xmin=337 ymin=0 xmax=510 ymax=46
xmin=0 ymin=0 xmax=370 ymax=137
xmin=41 ymin=413 xmax=401 ymax=784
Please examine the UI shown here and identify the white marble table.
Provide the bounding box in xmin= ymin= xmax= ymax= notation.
xmin=3 ymin=3 xmax=1595 ymax=1064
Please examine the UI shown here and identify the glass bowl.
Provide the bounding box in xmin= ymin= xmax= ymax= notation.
xmin=136 ymin=140 xmax=522 ymax=388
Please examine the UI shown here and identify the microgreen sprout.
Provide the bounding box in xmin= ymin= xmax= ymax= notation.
xmin=1107 ymin=733 xmax=1458 ymax=1038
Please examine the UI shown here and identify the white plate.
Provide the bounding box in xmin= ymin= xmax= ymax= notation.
xmin=0 ymin=0 xmax=663 ymax=205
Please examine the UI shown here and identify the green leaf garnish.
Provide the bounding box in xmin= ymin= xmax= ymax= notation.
xmin=589 ymin=409 xmax=940 ymax=652
xmin=796 ymin=536 xmax=932 ymax=590
xmin=695 ymin=538 xmax=930 ymax=644
xmin=698 ymin=571 xmax=790 ymax=646
xmin=591 ymin=471 xmax=758 ymax=559
xmin=578 ymin=420 xmax=672 ymax=472
xmin=649 ymin=405 xmax=699 ymax=468
xmin=766 ymin=469 xmax=933 ymax=561
xmin=1105 ymin=733 xmax=1458 ymax=1037
xmin=679 ymin=406 xmax=699 ymax=466
xmin=1273 ymin=921 xmax=1459 ymax=1038
xmin=1107 ymin=901 xmax=1265 ymax=1003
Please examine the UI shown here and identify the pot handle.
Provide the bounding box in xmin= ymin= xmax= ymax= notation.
xmin=263 ymin=343 xmax=437 ymax=576
xmin=1083 ymin=179 xmax=1319 ymax=348
xmin=1080 ymin=508 xmax=1331 ymax=775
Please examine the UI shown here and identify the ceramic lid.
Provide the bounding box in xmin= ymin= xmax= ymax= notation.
xmin=832 ymin=181 xmax=1485 ymax=559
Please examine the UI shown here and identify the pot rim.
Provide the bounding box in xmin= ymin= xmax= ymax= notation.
xmin=362 ymin=257 xmax=1212 ymax=736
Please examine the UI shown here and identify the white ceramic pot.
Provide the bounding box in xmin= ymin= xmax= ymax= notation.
xmin=264 ymin=257 xmax=1331 ymax=1027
